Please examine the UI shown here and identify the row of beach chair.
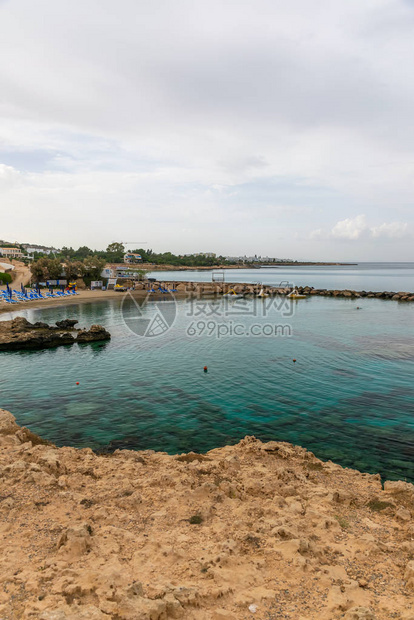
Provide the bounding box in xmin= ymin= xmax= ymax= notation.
xmin=149 ymin=285 xmax=177 ymax=293
xmin=0 ymin=288 xmax=78 ymax=305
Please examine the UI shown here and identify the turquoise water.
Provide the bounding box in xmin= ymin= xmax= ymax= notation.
xmin=151 ymin=262 xmax=414 ymax=291
xmin=1 ymin=294 xmax=414 ymax=482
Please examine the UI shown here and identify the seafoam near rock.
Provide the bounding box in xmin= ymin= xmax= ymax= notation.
xmin=1 ymin=409 xmax=414 ymax=619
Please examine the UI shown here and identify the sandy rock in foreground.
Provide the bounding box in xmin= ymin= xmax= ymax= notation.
xmin=1 ymin=409 xmax=414 ymax=619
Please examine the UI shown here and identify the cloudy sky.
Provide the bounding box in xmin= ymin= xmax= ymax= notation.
xmin=0 ymin=0 xmax=413 ymax=260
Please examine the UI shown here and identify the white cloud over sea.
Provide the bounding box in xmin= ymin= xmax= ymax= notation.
xmin=311 ymin=215 xmax=410 ymax=241
xmin=1 ymin=0 xmax=414 ymax=259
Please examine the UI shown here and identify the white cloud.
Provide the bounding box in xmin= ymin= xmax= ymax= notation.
xmin=331 ymin=215 xmax=368 ymax=240
xmin=1 ymin=1 xmax=414 ymax=258
xmin=311 ymin=215 xmax=411 ymax=243
xmin=370 ymin=221 xmax=409 ymax=239
xmin=0 ymin=164 xmax=22 ymax=189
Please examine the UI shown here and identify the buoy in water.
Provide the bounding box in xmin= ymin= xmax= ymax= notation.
xmin=293 ymin=359 xmax=296 ymax=363
xmin=203 ymin=366 xmax=208 ymax=373
xmin=76 ymin=382 xmax=79 ymax=385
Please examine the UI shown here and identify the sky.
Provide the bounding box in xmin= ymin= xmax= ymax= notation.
xmin=0 ymin=0 xmax=414 ymax=260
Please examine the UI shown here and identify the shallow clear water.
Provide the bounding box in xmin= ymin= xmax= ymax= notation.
xmin=1 ymin=294 xmax=414 ymax=482
xmin=151 ymin=262 xmax=414 ymax=292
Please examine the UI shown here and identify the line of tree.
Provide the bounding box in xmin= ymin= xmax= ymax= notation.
xmin=27 ymin=242 xmax=125 ymax=263
xmin=129 ymin=248 xmax=232 ymax=267
xmin=30 ymin=256 xmax=106 ymax=283
xmin=30 ymin=243 xmax=233 ymax=267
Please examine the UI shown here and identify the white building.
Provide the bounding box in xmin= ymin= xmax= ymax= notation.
xmin=0 ymin=247 xmax=23 ymax=258
xmin=24 ymin=246 xmax=56 ymax=256
xmin=124 ymin=252 xmax=142 ymax=264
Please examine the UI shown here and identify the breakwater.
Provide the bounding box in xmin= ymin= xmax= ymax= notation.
xmin=138 ymin=280 xmax=414 ymax=301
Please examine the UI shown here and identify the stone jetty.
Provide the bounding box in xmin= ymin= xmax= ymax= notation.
xmin=133 ymin=280 xmax=414 ymax=301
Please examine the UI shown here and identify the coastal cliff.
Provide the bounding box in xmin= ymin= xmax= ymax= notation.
xmin=1 ymin=409 xmax=414 ymax=619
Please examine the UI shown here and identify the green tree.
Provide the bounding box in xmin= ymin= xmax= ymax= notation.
xmin=47 ymin=258 xmax=64 ymax=280
xmin=30 ymin=257 xmax=49 ymax=282
xmin=106 ymin=242 xmax=125 ymax=262
xmin=75 ymin=246 xmax=93 ymax=259
xmin=60 ymin=246 xmax=76 ymax=259
xmin=64 ymin=260 xmax=85 ymax=281
xmin=131 ymin=248 xmax=151 ymax=262
xmin=83 ymin=256 xmax=106 ymax=279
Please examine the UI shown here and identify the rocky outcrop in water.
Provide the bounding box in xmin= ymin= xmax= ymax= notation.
xmin=55 ymin=319 xmax=79 ymax=329
xmin=0 ymin=317 xmax=110 ymax=351
xmin=76 ymin=324 xmax=111 ymax=343
xmin=1 ymin=409 xmax=414 ymax=619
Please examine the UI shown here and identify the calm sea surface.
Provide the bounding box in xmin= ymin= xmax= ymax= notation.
xmin=151 ymin=262 xmax=414 ymax=292
xmin=1 ymin=279 xmax=414 ymax=482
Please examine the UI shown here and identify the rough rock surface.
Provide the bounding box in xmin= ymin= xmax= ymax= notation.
xmin=55 ymin=320 xmax=79 ymax=330
xmin=1 ymin=409 xmax=414 ymax=619
xmin=0 ymin=318 xmax=110 ymax=350
xmin=76 ymin=325 xmax=111 ymax=343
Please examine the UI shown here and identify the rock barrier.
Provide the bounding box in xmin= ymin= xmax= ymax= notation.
xmin=146 ymin=281 xmax=414 ymax=301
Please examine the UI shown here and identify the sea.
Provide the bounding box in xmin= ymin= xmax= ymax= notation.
xmin=0 ymin=262 xmax=413 ymax=482
xmin=150 ymin=262 xmax=414 ymax=292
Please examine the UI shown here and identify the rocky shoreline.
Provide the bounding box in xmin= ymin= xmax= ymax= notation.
xmin=0 ymin=317 xmax=111 ymax=351
xmin=1 ymin=409 xmax=414 ymax=619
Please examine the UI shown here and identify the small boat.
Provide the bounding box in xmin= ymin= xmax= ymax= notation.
xmin=287 ymin=289 xmax=307 ymax=299
xmin=257 ymin=287 xmax=269 ymax=298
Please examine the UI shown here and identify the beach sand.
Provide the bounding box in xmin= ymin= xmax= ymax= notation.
xmin=0 ymin=289 xmax=140 ymax=316
xmin=0 ymin=285 xmax=198 ymax=316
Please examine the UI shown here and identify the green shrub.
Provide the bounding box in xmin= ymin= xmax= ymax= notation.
xmin=0 ymin=272 xmax=12 ymax=284
xmin=335 ymin=515 xmax=350 ymax=529
xmin=367 ymin=499 xmax=394 ymax=512
xmin=189 ymin=514 xmax=203 ymax=525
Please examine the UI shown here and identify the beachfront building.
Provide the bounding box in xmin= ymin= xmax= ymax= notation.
xmin=0 ymin=247 xmax=23 ymax=259
xmin=101 ymin=267 xmax=114 ymax=279
xmin=101 ymin=264 xmax=145 ymax=279
xmin=124 ymin=252 xmax=142 ymax=264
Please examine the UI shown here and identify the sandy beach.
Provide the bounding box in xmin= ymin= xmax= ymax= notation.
xmin=0 ymin=289 xmax=128 ymax=316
